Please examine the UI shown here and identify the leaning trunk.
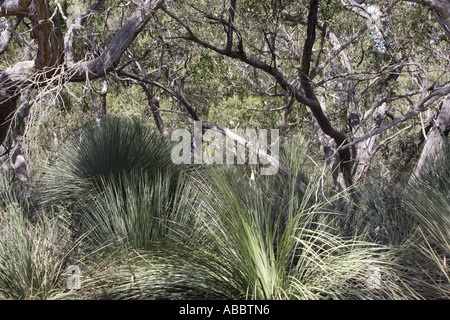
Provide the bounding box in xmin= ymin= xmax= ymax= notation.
xmin=410 ymin=96 xmax=450 ymax=182
xmin=0 ymin=0 xmax=165 ymax=146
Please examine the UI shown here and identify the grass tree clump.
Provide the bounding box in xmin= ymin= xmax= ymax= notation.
xmin=39 ymin=117 xmax=180 ymax=204
xmin=338 ymin=142 xmax=450 ymax=300
xmin=5 ymin=116 xmax=443 ymax=300
xmin=0 ymin=173 xmax=78 ymax=300
xmin=95 ymin=167 xmax=398 ymax=300
xmin=399 ymin=142 xmax=450 ymax=299
xmin=339 ymin=177 xmax=415 ymax=246
xmin=38 ymin=117 xmax=194 ymax=250
xmin=75 ymin=169 xmax=197 ymax=250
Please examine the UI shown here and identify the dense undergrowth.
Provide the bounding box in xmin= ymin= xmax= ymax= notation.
xmin=0 ymin=117 xmax=448 ymax=300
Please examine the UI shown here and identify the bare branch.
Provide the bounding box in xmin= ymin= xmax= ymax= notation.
xmin=311 ymin=0 xmax=399 ymax=79
xmin=67 ymin=0 xmax=165 ymax=81
xmin=64 ymin=0 xmax=107 ymax=67
xmin=339 ymin=87 xmax=450 ymax=151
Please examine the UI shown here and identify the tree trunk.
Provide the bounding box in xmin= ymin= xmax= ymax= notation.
xmin=141 ymin=83 xmax=170 ymax=141
xmin=352 ymin=102 xmax=387 ymax=183
xmin=410 ymin=96 xmax=450 ymax=182
xmin=0 ymin=0 xmax=165 ymax=146
xmin=402 ymin=0 xmax=450 ymax=37
xmin=0 ymin=60 xmax=34 ymax=144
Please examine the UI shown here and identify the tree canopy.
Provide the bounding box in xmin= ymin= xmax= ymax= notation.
xmin=0 ymin=0 xmax=449 ymax=190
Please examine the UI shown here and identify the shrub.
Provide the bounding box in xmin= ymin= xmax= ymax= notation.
xmin=38 ymin=117 xmax=193 ymax=249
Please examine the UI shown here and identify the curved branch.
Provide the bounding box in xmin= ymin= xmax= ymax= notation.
xmin=67 ymin=0 xmax=165 ymax=81
xmin=339 ymin=87 xmax=450 ymax=151
xmin=64 ymin=0 xmax=107 ymax=67
xmin=117 ymin=69 xmax=308 ymax=193
xmin=0 ymin=0 xmax=166 ymax=145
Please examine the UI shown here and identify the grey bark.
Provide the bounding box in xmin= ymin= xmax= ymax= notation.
xmin=0 ymin=0 xmax=165 ymax=145
xmin=99 ymin=77 xmax=108 ymax=120
xmin=392 ymin=112 xmax=435 ymax=181
xmin=141 ymin=83 xmax=170 ymax=141
xmin=402 ymin=0 xmax=450 ymax=37
xmin=0 ymin=88 xmax=32 ymax=183
xmin=410 ymin=95 xmax=450 ymax=182
xmin=354 ymin=1 xmax=450 ymax=37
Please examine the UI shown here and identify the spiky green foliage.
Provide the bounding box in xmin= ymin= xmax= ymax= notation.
xmin=279 ymin=135 xmax=314 ymax=187
xmin=338 ymin=142 xmax=450 ymax=300
xmin=339 ymin=178 xmax=415 ymax=246
xmin=39 ymin=117 xmax=181 ymax=205
xmin=2 ymin=115 xmax=445 ymax=300
xmin=400 ymin=142 xmax=450 ymax=299
xmin=94 ymin=167 xmax=396 ymax=300
xmin=75 ymin=169 xmax=197 ymax=250
xmin=38 ymin=117 xmax=194 ymax=249
xmin=407 ymin=142 xmax=450 ymax=249
xmin=0 ymin=174 xmax=78 ymax=300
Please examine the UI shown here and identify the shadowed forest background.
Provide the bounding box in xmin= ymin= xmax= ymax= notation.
xmin=0 ymin=0 xmax=449 ymax=299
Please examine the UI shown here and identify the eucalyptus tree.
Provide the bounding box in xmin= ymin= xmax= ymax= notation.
xmin=1 ymin=0 xmax=449 ymax=192
xmin=149 ymin=0 xmax=449 ymax=191
xmin=0 ymin=0 xmax=165 ymax=144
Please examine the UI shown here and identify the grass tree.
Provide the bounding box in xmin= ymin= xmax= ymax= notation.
xmin=94 ymin=166 xmax=398 ymax=300
xmin=0 ymin=173 xmax=79 ymax=299
xmin=400 ymin=142 xmax=450 ymax=299
xmin=38 ymin=117 xmax=194 ymax=249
